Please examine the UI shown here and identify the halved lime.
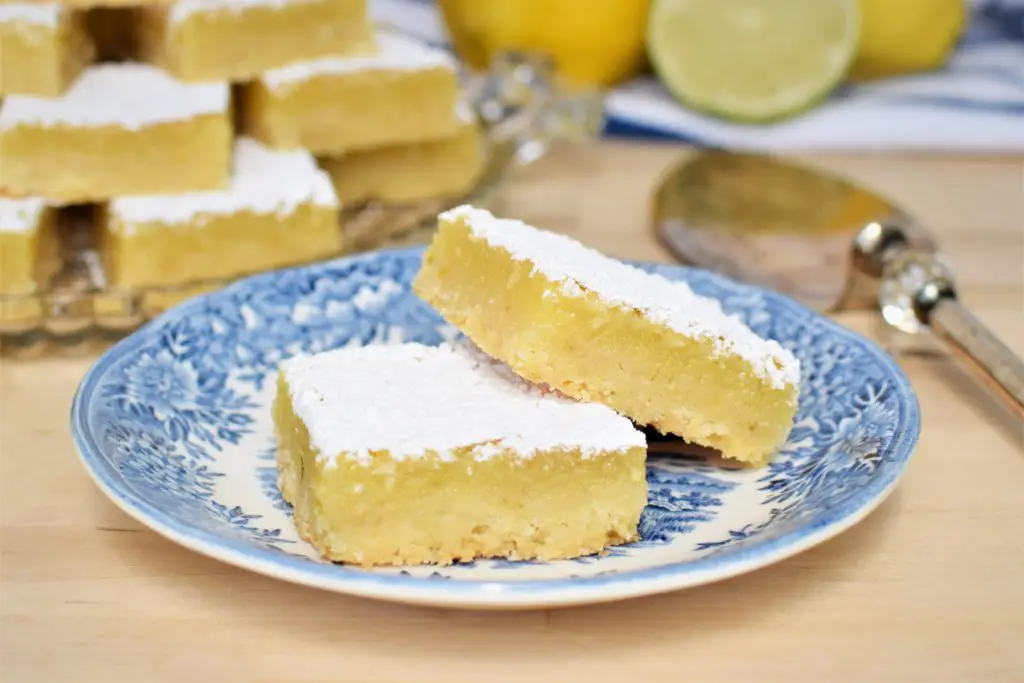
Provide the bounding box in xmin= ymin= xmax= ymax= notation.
xmin=647 ymin=0 xmax=859 ymax=123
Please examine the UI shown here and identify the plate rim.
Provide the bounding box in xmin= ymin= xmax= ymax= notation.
xmin=69 ymin=246 xmax=922 ymax=610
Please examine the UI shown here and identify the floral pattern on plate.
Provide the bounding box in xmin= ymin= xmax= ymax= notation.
xmin=72 ymin=247 xmax=920 ymax=608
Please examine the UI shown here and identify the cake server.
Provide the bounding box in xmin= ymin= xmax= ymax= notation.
xmin=652 ymin=150 xmax=1024 ymax=421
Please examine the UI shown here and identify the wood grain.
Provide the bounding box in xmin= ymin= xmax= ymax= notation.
xmin=2 ymin=142 xmax=1023 ymax=683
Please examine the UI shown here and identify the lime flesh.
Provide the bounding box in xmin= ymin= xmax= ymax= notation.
xmin=647 ymin=0 xmax=859 ymax=123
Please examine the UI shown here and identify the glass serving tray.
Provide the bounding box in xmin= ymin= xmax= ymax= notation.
xmin=0 ymin=52 xmax=603 ymax=349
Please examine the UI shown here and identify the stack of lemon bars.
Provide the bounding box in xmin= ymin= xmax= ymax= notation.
xmin=0 ymin=0 xmax=484 ymax=308
xmin=273 ymin=205 xmax=803 ymax=567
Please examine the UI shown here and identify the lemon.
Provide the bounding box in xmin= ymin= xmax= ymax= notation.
xmin=437 ymin=0 xmax=651 ymax=88
xmin=646 ymin=0 xmax=859 ymax=123
xmin=850 ymin=0 xmax=966 ymax=81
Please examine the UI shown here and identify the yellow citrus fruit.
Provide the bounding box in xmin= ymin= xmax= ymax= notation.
xmin=850 ymin=0 xmax=966 ymax=80
xmin=436 ymin=0 xmax=651 ymax=88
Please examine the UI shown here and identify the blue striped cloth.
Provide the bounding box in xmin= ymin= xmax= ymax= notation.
xmin=371 ymin=0 xmax=1024 ymax=153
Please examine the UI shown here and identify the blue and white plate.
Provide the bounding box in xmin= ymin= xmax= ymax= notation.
xmin=70 ymin=248 xmax=920 ymax=609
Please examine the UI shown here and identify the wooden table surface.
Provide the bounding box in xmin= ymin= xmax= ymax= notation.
xmin=2 ymin=142 xmax=1023 ymax=683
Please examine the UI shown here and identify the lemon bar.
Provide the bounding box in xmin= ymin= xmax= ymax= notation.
xmin=0 ymin=195 xmax=61 ymax=324
xmin=0 ymin=196 xmax=56 ymax=295
xmin=274 ymin=341 xmax=648 ymax=567
xmin=101 ymin=137 xmax=340 ymax=289
xmin=243 ymin=31 xmax=462 ymax=154
xmin=0 ymin=4 xmax=94 ymax=97
xmin=413 ymin=206 xmax=802 ymax=466
xmin=136 ymin=0 xmax=375 ymax=83
xmin=319 ymin=103 xmax=484 ymax=204
xmin=0 ymin=63 xmax=231 ymax=203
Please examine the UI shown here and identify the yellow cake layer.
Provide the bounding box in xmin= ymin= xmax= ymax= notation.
xmin=0 ymin=8 xmax=94 ymax=97
xmin=273 ymin=343 xmax=648 ymax=567
xmin=101 ymin=203 xmax=340 ymax=288
xmin=0 ymin=231 xmax=40 ymax=295
xmin=0 ymin=199 xmax=56 ymax=295
xmin=413 ymin=207 xmax=801 ymax=466
xmin=0 ymin=197 xmax=59 ymax=326
xmin=0 ymin=116 xmax=231 ymax=203
xmin=136 ymin=0 xmax=374 ymax=83
xmin=319 ymin=113 xmax=484 ymax=204
xmin=242 ymin=32 xmax=461 ymax=155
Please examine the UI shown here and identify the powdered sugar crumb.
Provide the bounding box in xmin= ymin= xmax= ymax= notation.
xmin=109 ymin=137 xmax=337 ymax=229
xmin=441 ymin=204 xmax=801 ymax=390
xmin=0 ymin=63 xmax=229 ymax=131
xmin=170 ymin=0 xmax=320 ymax=24
xmin=261 ymin=30 xmax=454 ymax=90
xmin=0 ymin=4 xmax=60 ymax=27
xmin=0 ymin=196 xmax=47 ymax=233
xmin=280 ymin=341 xmax=646 ymax=467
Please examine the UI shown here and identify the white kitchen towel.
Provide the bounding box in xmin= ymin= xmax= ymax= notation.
xmin=371 ymin=0 xmax=1024 ymax=153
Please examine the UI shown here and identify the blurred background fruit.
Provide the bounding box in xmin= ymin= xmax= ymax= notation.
xmin=437 ymin=0 xmax=651 ymax=88
xmin=645 ymin=0 xmax=859 ymax=122
xmin=436 ymin=0 xmax=973 ymax=123
xmin=850 ymin=0 xmax=967 ymax=80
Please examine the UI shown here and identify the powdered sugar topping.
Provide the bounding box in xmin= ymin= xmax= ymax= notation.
xmin=442 ymin=205 xmax=801 ymax=390
xmin=109 ymin=137 xmax=337 ymax=229
xmin=0 ymin=196 xmax=47 ymax=233
xmin=0 ymin=63 xmax=229 ymax=131
xmin=261 ymin=30 xmax=455 ymax=90
xmin=279 ymin=341 xmax=646 ymax=467
xmin=0 ymin=4 xmax=60 ymax=27
xmin=169 ymin=0 xmax=320 ymax=23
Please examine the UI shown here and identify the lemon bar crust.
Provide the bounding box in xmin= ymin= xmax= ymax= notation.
xmin=243 ymin=31 xmax=462 ymax=154
xmin=0 ymin=63 xmax=231 ymax=202
xmin=102 ymin=203 xmax=340 ymax=288
xmin=0 ymin=5 xmax=95 ymax=97
xmin=0 ymin=196 xmax=54 ymax=294
xmin=273 ymin=342 xmax=648 ymax=567
xmin=137 ymin=0 xmax=375 ymax=83
xmin=319 ymin=105 xmax=484 ymax=204
xmin=1 ymin=116 xmax=231 ymax=203
xmin=102 ymin=138 xmax=340 ymax=288
xmin=413 ymin=206 xmax=802 ymax=466
xmin=0 ymin=196 xmax=60 ymax=324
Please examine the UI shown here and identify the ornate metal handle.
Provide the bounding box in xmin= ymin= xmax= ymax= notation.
xmin=855 ymin=222 xmax=1024 ymax=421
xmin=928 ymin=299 xmax=1024 ymax=421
